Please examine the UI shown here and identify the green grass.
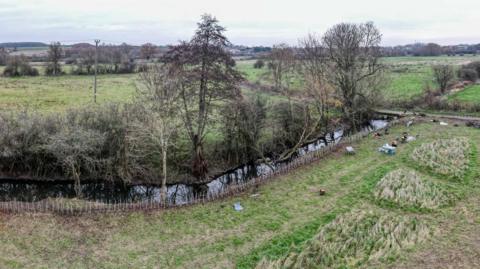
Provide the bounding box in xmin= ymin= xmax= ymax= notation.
xmin=236 ymin=60 xmax=304 ymax=93
xmin=381 ymin=55 xmax=480 ymax=66
xmin=379 ymin=55 xmax=480 ymax=101
xmin=0 ymin=73 xmax=137 ymax=112
xmin=449 ymin=84 xmax=480 ymax=103
xmin=236 ymin=55 xmax=480 ymax=102
xmin=384 ymin=66 xmax=433 ymax=100
xmin=1 ymin=55 xmax=479 ymax=113
xmin=1 ymin=121 xmax=480 ymax=268
xmin=237 ymin=60 xmax=268 ymax=83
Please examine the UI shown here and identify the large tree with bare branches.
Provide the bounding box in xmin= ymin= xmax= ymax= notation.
xmin=299 ymin=34 xmax=337 ymax=134
xmin=140 ymin=43 xmax=157 ymax=60
xmin=322 ymin=22 xmax=384 ymax=130
xmin=133 ymin=64 xmax=181 ymax=201
xmin=266 ymin=43 xmax=296 ymax=93
xmin=162 ymin=14 xmax=242 ymax=181
xmin=46 ymin=42 xmax=63 ymax=76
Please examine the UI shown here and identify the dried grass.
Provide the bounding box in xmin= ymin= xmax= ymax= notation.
xmin=373 ymin=169 xmax=450 ymax=209
xmin=411 ymin=137 xmax=470 ymax=178
xmin=256 ymin=210 xmax=429 ymax=269
xmin=40 ymin=198 xmax=106 ymax=210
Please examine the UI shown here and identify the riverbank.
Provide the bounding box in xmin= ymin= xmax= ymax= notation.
xmin=0 ymin=120 xmax=387 ymax=205
xmin=1 ymin=120 xmax=479 ymax=268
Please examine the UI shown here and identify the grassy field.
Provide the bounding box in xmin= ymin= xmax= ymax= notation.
xmin=384 ymin=65 xmax=433 ymax=101
xmin=236 ymin=60 xmax=267 ymax=83
xmin=236 ymin=60 xmax=304 ymax=93
xmin=1 ymin=55 xmax=480 ymax=112
xmin=0 ymin=73 xmax=137 ymax=112
xmin=449 ymin=84 xmax=480 ymax=103
xmin=382 ymin=55 xmax=480 ymax=102
xmin=381 ymin=55 xmax=480 ymax=66
xmin=238 ymin=55 xmax=480 ymax=102
xmin=1 ymin=120 xmax=479 ymax=268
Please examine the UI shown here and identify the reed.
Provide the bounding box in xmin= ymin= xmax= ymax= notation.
xmin=411 ymin=137 xmax=470 ymax=179
xmin=373 ymin=169 xmax=450 ymax=209
xmin=256 ymin=210 xmax=430 ymax=269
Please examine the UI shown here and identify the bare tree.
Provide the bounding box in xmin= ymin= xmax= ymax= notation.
xmin=433 ymin=64 xmax=455 ymax=94
xmin=132 ymin=64 xmax=181 ymax=201
xmin=140 ymin=43 xmax=157 ymax=60
xmin=418 ymin=43 xmax=442 ymax=56
xmin=119 ymin=42 xmax=132 ymax=56
xmin=221 ymin=95 xmax=267 ymax=166
xmin=3 ymin=55 xmax=39 ymax=77
xmin=162 ymin=14 xmax=242 ymax=181
xmin=299 ymin=34 xmax=337 ymax=134
xmin=72 ymin=47 xmax=95 ymax=74
xmin=322 ymin=22 xmax=384 ymax=130
xmin=0 ymin=48 xmax=7 ymax=66
xmin=43 ymin=128 xmax=105 ymax=197
xmin=46 ymin=42 xmax=63 ymax=76
xmin=266 ymin=44 xmax=296 ymax=93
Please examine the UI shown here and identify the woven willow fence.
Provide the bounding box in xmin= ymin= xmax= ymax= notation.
xmin=0 ymin=120 xmax=400 ymax=215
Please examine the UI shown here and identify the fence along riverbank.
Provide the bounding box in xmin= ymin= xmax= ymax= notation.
xmin=0 ymin=119 xmax=400 ymax=215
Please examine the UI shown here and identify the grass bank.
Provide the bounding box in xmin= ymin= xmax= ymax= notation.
xmin=1 ymin=120 xmax=479 ymax=268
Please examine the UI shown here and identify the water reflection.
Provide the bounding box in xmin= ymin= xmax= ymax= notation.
xmin=0 ymin=120 xmax=388 ymax=204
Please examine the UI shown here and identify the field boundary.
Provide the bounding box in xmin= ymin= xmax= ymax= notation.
xmin=375 ymin=109 xmax=480 ymax=121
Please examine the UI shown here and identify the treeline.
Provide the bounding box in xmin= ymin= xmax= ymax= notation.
xmin=0 ymin=42 xmax=48 ymax=49
xmin=68 ymin=43 xmax=137 ymax=75
xmin=0 ymin=42 xmax=164 ymax=77
xmin=382 ymin=43 xmax=480 ymax=57
xmin=0 ymin=15 xmax=385 ymax=200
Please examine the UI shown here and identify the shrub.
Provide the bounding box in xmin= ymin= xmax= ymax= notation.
xmin=2 ymin=55 xmax=39 ymax=77
xmin=0 ymin=49 xmax=7 ymax=65
xmin=0 ymin=111 xmax=60 ymax=177
xmin=0 ymin=104 xmax=170 ymax=185
xmin=432 ymin=64 xmax=455 ymax=93
xmin=257 ymin=210 xmax=429 ymax=269
xmin=70 ymin=62 xmax=136 ymax=75
xmin=136 ymin=64 xmax=149 ymax=73
xmin=45 ymin=64 xmax=65 ymax=76
xmin=253 ymin=59 xmax=265 ymax=69
xmin=465 ymin=61 xmax=480 ymax=76
xmin=458 ymin=68 xmax=478 ymax=82
xmin=271 ymin=101 xmax=312 ymax=153
xmin=116 ymin=60 xmax=136 ymax=74
xmin=41 ymin=127 xmax=106 ymax=195
xmin=374 ymin=169 xmax=450 ymax=209
xmin=412 ymin=138 xmax=470 ymax=179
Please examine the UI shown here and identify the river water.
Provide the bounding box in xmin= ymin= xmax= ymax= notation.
xmin=0 ymin=120 xmax=389 ymax=204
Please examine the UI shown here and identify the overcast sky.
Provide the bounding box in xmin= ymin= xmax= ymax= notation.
xmin=1 ymin=0 xmax=479 ymax=46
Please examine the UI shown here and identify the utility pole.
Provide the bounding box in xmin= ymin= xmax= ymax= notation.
xmin=94 ymin=39 xmax=100 ymax=103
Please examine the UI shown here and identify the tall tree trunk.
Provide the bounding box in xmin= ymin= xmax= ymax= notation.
xmin=192 ymin=135 xmax=208 ymax=181
xmin=161 ymin=147 xmax=167 ymax=203
xmin=71 ymin=162 xmax=82 ymax=198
